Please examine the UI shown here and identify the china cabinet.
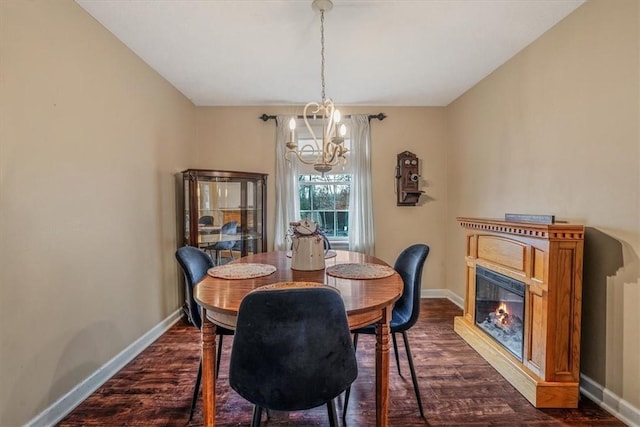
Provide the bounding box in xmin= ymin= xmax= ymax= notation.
xmin=179 ymin=169 xmax=267 ymax=263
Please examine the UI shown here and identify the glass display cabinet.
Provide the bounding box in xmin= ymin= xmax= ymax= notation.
xmin=180 ymin=169 xmax=267 ymax=264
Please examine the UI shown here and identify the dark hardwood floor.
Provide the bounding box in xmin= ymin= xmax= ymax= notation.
xmin=58 ymin=299 xmax=624 ymax=426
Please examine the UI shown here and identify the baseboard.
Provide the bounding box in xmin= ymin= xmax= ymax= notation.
xmin=580 ymin=374 xmax=640 ymax=426
xmin=422 ymin=288 xmax=464 ymax=308
xmin=26 ymin=309 xmax=183 ymax=427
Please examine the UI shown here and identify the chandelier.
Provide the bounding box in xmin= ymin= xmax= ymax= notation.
xmin=286 ymin=0 xmax=347 ymax=175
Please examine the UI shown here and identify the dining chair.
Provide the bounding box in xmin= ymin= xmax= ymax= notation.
xmin=342 ymin=243 xmax=430 ymax=419
xmin=198 ymin=215 xmax=214 ymax=226
xmin=175 ymin=246 xmax=233 ymax=421
xmin=203 ymin=220 xmax=238 ymax=264
xmin=229 ymin=283 xmax=358 ymax=427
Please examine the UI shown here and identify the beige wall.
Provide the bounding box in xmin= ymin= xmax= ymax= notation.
xmin=0 ymin=1 xmax=195 ymax=425
xmin=446 ymin=0 xmax=639 ymax=411
xmin=195 ymin=106 xmax=449 ymax=286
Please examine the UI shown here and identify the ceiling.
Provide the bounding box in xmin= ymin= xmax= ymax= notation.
xmin=75 ymin=0 xmax=585 ymax=107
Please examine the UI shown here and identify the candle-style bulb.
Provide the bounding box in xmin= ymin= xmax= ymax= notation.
xmin=339 ymin=123 xmax=347 ymax=137
xmin=333 ymin=109 xmax=341 ymax=123
xmin=288 ymin=117 xmax=296 ymax=131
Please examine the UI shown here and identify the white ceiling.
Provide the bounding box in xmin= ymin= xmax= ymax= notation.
xmin=75 ymin=0 xmax=585 ymax=107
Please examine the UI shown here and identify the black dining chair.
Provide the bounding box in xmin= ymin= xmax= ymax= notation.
xmin=342 ymin=243 xmax=430 ymax=419
xmin=229 ymin=283 xmax=358 ymax=426
xmin=203 ymin=220 xmax=238 ymax=264
xmin=175 ymin=246 xmax=234 ymax=421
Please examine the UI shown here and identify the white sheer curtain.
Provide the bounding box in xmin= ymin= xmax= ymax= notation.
xmin=274 ymin=116 xmax=299 ymax=250
xmin=348 ymin=114 xmax=375 ymax=254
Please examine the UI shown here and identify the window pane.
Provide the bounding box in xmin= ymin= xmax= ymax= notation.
xmin=336 ymin=212 xmax=349 ymax=236
xmin=316 ymin=211 xmax=335 ymax=236
xmin=299 ymin=185 xmax=311 ymax=210
xmin=336 ymin=184 xmax=350 ymax=210
xmin=300 ymin=211 xmax=313 ymax=222
xmin=311 ymin=185 xmax=335 ymax=210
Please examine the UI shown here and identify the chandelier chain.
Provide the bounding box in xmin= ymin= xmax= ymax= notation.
xmin=320 ymin=9 xmax=326 ymax=102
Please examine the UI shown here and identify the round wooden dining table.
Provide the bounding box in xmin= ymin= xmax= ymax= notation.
xmin=193 ymin=250 xmax=403 ymax=427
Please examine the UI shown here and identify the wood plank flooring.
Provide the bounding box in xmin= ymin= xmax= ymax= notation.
xmin=58 ymin=299 xmax=624 ymax=426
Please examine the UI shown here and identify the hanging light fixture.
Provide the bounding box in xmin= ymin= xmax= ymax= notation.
xmin=286 ymin=0 xmax=347 ymax=175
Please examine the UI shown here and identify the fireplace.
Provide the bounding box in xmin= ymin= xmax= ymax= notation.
xmin=454 ymin=217 xmax=584 ymax=408
xmin=475 ymin=266 xmax=525 ymax=361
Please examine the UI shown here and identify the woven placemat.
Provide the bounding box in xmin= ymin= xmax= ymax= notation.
xmin=207 ymin=263 xmax=276 ymax=280
xmin=325 ymin=263 xmax=396 ymax=279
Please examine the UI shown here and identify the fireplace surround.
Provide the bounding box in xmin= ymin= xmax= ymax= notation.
xmin=454 ymin=217 xmax=584 ymax=408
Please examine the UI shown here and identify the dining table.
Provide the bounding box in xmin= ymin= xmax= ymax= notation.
xmin=193 ymin=249 xmax=404 ymax=427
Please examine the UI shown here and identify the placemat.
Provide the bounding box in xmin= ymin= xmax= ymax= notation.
xmin=325 ymin=263 xmax=396 ymax=279
xmin=255 ymin=281 xmax=340 ymax=293
xmin=207 ymin=263 xmax=276 ymax=280
xmin=286 ymin=250 xmax=337 ymax=259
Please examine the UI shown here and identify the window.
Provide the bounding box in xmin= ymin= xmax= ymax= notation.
xmin=299 ymin=174 xmax=351 ymax=240
xmin=296 ymin=123 xmax=352 ymax=243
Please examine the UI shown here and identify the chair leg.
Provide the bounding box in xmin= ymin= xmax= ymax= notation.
xmin=392 ymin=332 xmax=402 ymax=377
xmin=250 ymin=405 xmax=263 ymax=427
xmin=327 ymin=399 xmax=338 ymax=427
xmin=216 ymin=334 xmax=223 ymax=379
xmin=401 ymin=330 xmax=425 ymax=418
xmin=189 ymin=357 xmax=202 ymax=421
xmin=342 ymin=333 xmax=359 ymax=420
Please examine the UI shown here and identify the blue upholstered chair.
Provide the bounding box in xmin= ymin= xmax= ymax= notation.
xmin=175 ymin=246 xmax=233 ymax=421
xmin=204 ymin=220 xmax=238 ymax=264
xmin=229 ymin=283 xmax=358 ymax=426
xmin=343 ymin=243 xmax=430 ymax=419
xmin=198 ymin=215 xmax=214 ymax=226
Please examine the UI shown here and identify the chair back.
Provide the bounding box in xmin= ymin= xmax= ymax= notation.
xmin=198 ymin=215 xmax=214 ymax=226
xmin=392 ymin=244 xmax=430 ymax=331
xmin=175 ymin=246 xmax=215 ymax=329
xmin=229 ymin=284 xmax=358 ymax=412
xmin=217 ymin=220 xmax=238 ymax=250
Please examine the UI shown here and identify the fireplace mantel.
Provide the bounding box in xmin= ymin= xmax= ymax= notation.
xmin=454 ymin=217 xmax=584 ymax=408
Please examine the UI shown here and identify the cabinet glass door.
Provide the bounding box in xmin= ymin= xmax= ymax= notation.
xmin=181 ymin=170 xmax=266 ymax=265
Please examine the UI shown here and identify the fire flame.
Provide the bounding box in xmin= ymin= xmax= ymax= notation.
xmin=496 ymin=302 xmax=509 ymax=324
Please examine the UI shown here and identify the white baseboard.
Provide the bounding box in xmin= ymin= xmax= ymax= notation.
xmin=422 ymin=288 xmax=464 ymax=308
xmin=26 ymin=309 xmax=183 ymax=427
xmin=580 ymin=374 xmax=639 ymax=426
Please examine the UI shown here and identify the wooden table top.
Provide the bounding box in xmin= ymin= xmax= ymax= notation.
xmin=194 ymin=250 xmax=403 ymax=329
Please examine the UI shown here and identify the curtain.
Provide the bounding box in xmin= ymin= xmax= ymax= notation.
xmin=348 ymin=115 xmax=375 ymax=254
xmin=274 ymin=116 xmax=299 ymax=251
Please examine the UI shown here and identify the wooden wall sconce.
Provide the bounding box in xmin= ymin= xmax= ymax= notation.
xmin=396 ymin=151 xmax=424 ymax=206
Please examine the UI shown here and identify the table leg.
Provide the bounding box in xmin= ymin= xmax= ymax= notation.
xmin=201 ymin=308 xmax=217 ymax=427
xmin=375 ymin=305 xmax=392 ymax=426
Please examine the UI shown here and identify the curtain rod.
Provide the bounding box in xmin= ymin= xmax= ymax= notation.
xmin=259 ymin=113 xmax=386 ymax=122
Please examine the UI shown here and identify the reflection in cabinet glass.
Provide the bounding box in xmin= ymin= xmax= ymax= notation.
xmin=180 ymin=169 xmax=267 ymax=265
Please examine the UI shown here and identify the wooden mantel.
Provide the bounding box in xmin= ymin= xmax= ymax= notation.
xmin=454 ymin=217 xmax=584 ymax=408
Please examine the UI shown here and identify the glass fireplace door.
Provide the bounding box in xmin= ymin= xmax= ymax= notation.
xmin=475 ymin=266 xmax=526 ymax=361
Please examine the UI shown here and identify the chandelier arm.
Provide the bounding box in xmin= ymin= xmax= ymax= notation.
xmin=303 ymin=103 xmax=323 ymax=152
xmin=325 ymin=144 xmax=339 ymax=165
xmin=287 ymin=147 xmax=320 ymax=166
